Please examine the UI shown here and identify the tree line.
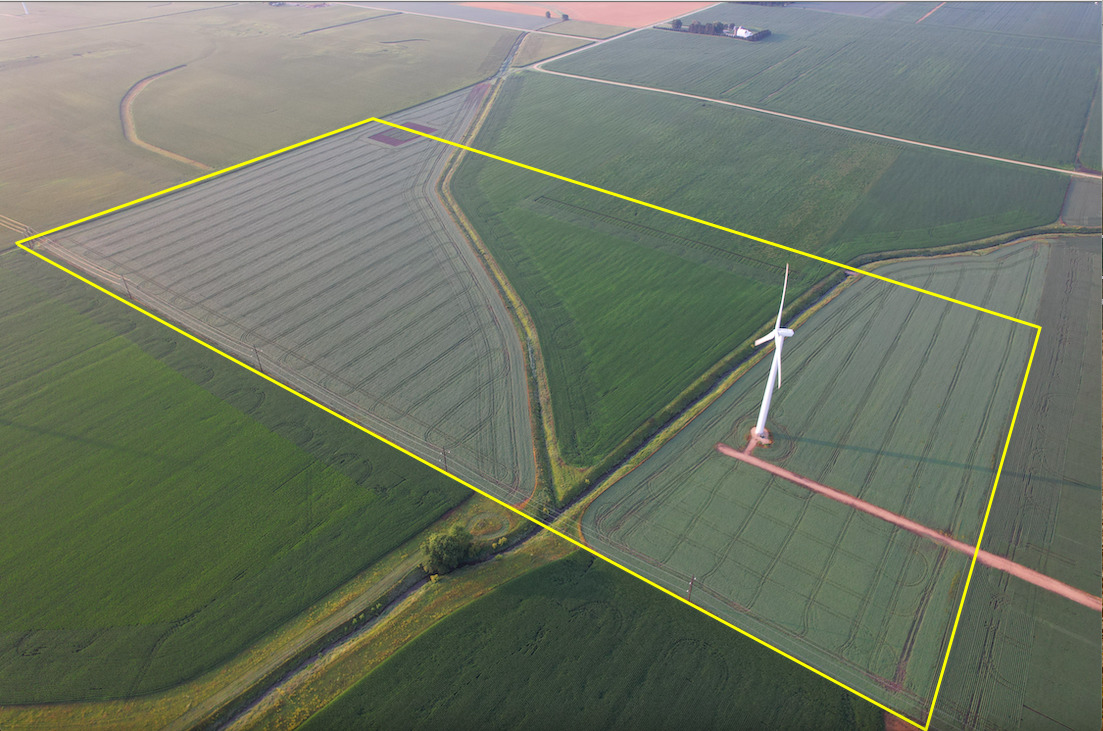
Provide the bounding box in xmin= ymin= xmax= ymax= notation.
xmin=671 ymin=19 xmax=737 ymax=35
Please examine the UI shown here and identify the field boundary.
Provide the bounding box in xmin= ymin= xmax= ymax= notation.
xmin=14 ymin=115 xmax=1043 ymax=730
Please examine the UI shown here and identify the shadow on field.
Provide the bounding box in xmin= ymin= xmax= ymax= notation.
xmin=0 ymin=418 xmax=192 ymax=468
xmin=780 ymin=433 xmax=1099 ymax=492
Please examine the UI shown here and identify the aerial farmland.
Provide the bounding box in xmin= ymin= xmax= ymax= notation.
xmin=0 ymin=2 xmax=1099 ymax=731
xmin=33 ymin=88 xmax=537 ymax=503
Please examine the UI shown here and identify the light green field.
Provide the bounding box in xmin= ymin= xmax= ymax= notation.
xmin=452 ymin=72 xmax=1067 ymax=466
xmin=134 ymin=12 xmax=519 ymax=168
xmin=0 ymin=251 xmax=468 ymax=702
xmin=511 ymin=33 xmax=591 ymax=67
xmin=0 ymin=3 xmax=517 ymax=243
xmin=580 ymin=241 xmax=1048 ymax=721
xmin=301 ymin=552 xmax=882 ymax=730
xmin=549 ymin=3 xmax=1101 ymax=167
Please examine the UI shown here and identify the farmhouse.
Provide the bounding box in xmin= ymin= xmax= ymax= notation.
xmin=729 ymin=25 xmax=771 ymax=41
xmin=659 ymin=19 xmax=771 ymax=41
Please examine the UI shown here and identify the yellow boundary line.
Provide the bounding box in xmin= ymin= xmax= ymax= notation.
xmin=12 ymin=115 xmax=1044 ymax=730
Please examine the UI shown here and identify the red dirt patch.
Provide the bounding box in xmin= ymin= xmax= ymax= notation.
xmin=460 ymin=2 xmax=714 ymax=28
xmin=369 ymin=122 xmax=437 ymax=146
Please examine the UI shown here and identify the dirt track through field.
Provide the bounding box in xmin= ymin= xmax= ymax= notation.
xmin=914 ymin=2 xmax=945 ymax=24
xmin=119 ymin=66 xmax=212 ymax=171
xmin=715 ymin=442 xmax=1102 ymax=612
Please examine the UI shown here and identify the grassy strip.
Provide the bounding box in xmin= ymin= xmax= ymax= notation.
xmin=435 ymin=81 xmax=578 ymax=513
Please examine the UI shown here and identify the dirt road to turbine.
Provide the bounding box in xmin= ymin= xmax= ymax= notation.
xmin=716 ymin=442 xmax=1102 ymax=612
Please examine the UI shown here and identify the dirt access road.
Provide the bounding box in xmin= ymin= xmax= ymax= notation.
xmin=716 ymin=442 xmax=1102 ymax=612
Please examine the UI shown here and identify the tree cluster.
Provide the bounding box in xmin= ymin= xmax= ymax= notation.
xmin=687 ymin=20 xmax=734 ymax=35
xmin=420 ymin=523 xmax=474 ymax=576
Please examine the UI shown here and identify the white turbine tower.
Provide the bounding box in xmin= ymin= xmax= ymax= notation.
xmin=753 ymin=264 xmax=794 ymax=441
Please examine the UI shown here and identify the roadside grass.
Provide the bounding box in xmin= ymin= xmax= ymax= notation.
xmin=548 ymin=3 xmax=1101 ymax=167
xmin=300 ymin=551 xmax=882 ymax=731
xmin=452 ymin=72 xmax=1066 ymax=467
xmin=0 ymin=251 xmax=468 ymax=702
xmin=0 ymin=3 xmax=517 ymax=243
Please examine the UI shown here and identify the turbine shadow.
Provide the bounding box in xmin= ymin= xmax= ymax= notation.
xmin=776 ymin=433 xmax=1100 ymax=493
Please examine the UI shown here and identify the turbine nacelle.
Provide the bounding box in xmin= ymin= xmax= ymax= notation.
xmin=754 ymin=328 xmax=794 ymax=347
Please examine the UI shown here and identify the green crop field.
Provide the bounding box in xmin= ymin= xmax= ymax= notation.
xmin=301 ymin=551 xmax=882 ymax=731
xmin=934 ymin=235 xmax=1101 ymax=730
xmin=579 ymin=241 xmax=1048 ymax=721
xmin=547 ymin=3 xmax=1101 ymax=168
xmin=0 ymin=251 xmax=468 ymax=703
xmin=452 ymin=72 xmax=1067 ymax=466
xmin=921 ymin=1 xmax=1102 ymax=41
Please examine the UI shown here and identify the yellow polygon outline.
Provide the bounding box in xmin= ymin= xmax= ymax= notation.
xmin=12 ymin=115 xmax=1042 ymax=730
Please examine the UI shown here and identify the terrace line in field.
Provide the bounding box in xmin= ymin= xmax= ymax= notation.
xmin=31 ymin=88 xmax=536 ymax=504
xmin=17 ymin=116 xmax=1044 ymax=731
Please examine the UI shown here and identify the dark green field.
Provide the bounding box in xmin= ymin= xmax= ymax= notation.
xmin=453 ymin=72 xmax=1067 ymax=465
xmin=547 ymin=3 xmax=1101 ymax=168
xmin=0 ymin=251 xmax=468 ymax=702
xmin=1078 ymin=84 xmax=1101 ymax=171
xmin=301 ymin=551 xmax=882 ymax=731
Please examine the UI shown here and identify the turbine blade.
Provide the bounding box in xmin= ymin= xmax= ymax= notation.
xmin=755 ymin=332 xmax=775 ymax=347
xmin=775 ymin=263 xmax=789 ymax=330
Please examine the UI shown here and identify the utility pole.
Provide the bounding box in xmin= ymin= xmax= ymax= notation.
xmin=688 ymin=575 xmax=696 ymax=602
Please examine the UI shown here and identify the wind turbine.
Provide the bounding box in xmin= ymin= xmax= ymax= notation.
xmin=752 ymin=264 xmax=794 ymax=441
